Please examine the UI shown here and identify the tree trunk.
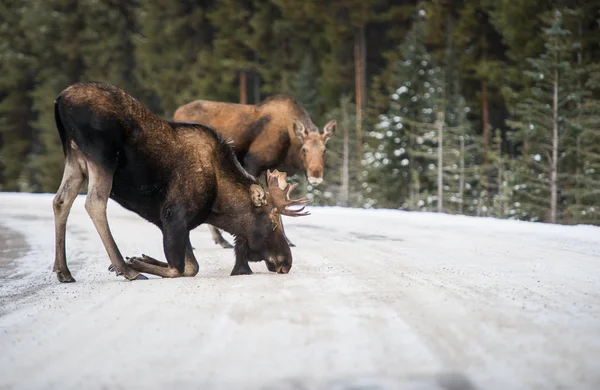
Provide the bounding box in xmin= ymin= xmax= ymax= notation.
xmin=340 ymin=97 xmax=350 ymax=207
xmin=239 ymin=69 xmax=247 ymax=104
xmin=550 ymin=56 xmax=559 ymax=224
xmin=497 ymin=133 xmax=504 ymax=216
xmin=481 ymin=79 xmax=489 ymax=165
xmin=459 ymin=135 xmax=465 ymax=214
xmin=436 ymin=110 xmax=444 ymax=213
xmin=354 ymin=25 xmax=366 ymax=156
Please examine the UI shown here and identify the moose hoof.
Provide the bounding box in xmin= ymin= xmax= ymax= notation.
xmin=56 ymin=271 xmax=76 ymax=283
xmin=131 ymin=273 xmax=148 ymax=281
xmin=230 ymin=266 xmax=253 ymax=276
xmin=288 ymin=242 xmax=296 ymax=248
xmin=107 ymin=264 xmax=123 ymax=277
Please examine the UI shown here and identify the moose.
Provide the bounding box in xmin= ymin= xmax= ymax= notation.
xmin=52 ymin=82 xmax=309 ymax=282
xmin=174 ymin=94 xmax=336 ymax=248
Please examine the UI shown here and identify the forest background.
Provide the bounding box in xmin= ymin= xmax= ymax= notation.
xmin=1 ymin=0 xmax=599 ymax=225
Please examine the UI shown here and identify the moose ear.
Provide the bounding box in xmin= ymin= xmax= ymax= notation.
xmin=249 ymin=184 xmax=268 ymax=207
xmin=293 ymin=120 xmax=308 ymax=140
xmin=322 ymin=120 xmax=336 ymax=142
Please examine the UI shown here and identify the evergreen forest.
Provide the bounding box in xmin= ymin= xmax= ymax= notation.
xmin=1 ymin=0 xmax=600 ymax=225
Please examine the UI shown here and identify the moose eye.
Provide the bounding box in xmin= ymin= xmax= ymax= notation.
xmin=301 ymin=147 xmax=307 ymax=155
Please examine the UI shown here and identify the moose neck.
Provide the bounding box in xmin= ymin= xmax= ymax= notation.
xmin=207 ymin=178 xmax=258 ymax=238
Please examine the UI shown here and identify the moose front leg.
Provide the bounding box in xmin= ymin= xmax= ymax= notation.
xmin=124 ymin=236 xmax=199 ymax=277
xmin=231 ymin=237 xmax=253 ymax=276
xmin=124 ymin=219 xmax=197 ymax=278
xmin=85 ymin=162 xmax=146 ymax=281
xmin=109 ymin=253 xmax=167 ymax=275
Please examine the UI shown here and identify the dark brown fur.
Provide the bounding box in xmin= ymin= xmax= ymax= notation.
xmin=52 ymin=82 xmax=307 ymax=282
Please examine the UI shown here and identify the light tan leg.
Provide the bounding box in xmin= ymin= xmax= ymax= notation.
xmin=128 ymin=254 xmax=168 ymax=268
xmin=85 ymin=161 xmax=146 ymax=281
xmin=125 ymin=259 xmax=182 ymax=278
xmin=53 ymin=155 xmax=85 ymax=283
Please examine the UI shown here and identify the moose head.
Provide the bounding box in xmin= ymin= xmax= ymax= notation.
xmin=293 ymin=119 xmax=336 ymax=186
xmin=243 ymin=169 xmax=309 ymax=274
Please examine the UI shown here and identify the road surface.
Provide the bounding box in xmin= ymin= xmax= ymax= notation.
xmin=1 ymin=193 xmax=599 ymax=390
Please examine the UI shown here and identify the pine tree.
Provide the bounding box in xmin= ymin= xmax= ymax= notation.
xmin=306 ymin=96 xmax=363 ymax=208
xmin=0 ymin=0 xmax=37 ymax=191
xmin=22 ymin=0 xmax=90 ymax=192
xmin=564 ymin=66 xmax=600 ymax=224
xmin=477 ymin=128 xmax=514 ymax=218
xmin=136 ymin=0 xmax=215 ymax=115
xmin=290 ymin=54 xmax=320 ymax=119
xmin=208 ymin=0 xmax=255 ymax=104
xmin=442 ymin=97 xmax=480 ymax=215
xmin=246 ymin=1 xmax=307 ymax=98
xmin=453 ymin=2 xmax=506 ymax=165
xmin=364 ymin=12 xmax=444 ymax=210
xmin=507 ymin=10 xmax=583 ymax=223
xmin=83 ymin=0 xmax=143 ymax=100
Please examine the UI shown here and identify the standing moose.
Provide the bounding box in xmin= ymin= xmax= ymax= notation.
xmin=52 ymin=82 xmax=309 ymax=282
xmin=174 ymin=94 xmax=336 ymax=248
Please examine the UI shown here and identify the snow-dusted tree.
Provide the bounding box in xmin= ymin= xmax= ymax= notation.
xmin=507 ymin=10 xmax=583 ymax=224
xmin=305 ymin=96 xmax=363 ymax=207
xmin=564 ymin=67 xmax=600 ymax=224
xmin=364 ymin=11 xmax=445 ymax=210
xmin=442 ymin=96 xmax=480 ymax=215
xmin=291 ymin=53 xmax=320 ymax=119
xmin=480 ymin=129 xmax=515 ymax=218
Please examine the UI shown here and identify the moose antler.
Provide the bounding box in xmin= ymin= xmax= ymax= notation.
xmin=266 ymin=169 xmax=310 ymax=217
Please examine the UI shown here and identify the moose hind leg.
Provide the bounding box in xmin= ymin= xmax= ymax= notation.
xmin=85 ymin=161 xmax=146 ymax=281
xmin=53 ymin=156 xmax=85 ymax=283
xmin=209 ymin=225 xmax=233 ymax=248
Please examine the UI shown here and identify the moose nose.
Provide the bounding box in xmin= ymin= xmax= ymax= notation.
xmin=272 ymin=255 xmax=291 ymax=274
xmin=308 ymin=176 xmax=323 ymax=186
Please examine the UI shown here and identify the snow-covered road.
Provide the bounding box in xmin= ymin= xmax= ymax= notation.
xmin=1 ymin=193 xmax=599 ymax=390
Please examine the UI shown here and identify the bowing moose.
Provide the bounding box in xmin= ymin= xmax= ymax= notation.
xmin=52 ymin=82 xmax=309 ymax=282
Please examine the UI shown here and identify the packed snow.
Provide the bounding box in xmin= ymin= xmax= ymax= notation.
xmin=0 ymin=192 xmax=599 ymax=390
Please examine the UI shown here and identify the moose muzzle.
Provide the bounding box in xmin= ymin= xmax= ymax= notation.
xmin=266 ymin=255 xmax=292 ymax=274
